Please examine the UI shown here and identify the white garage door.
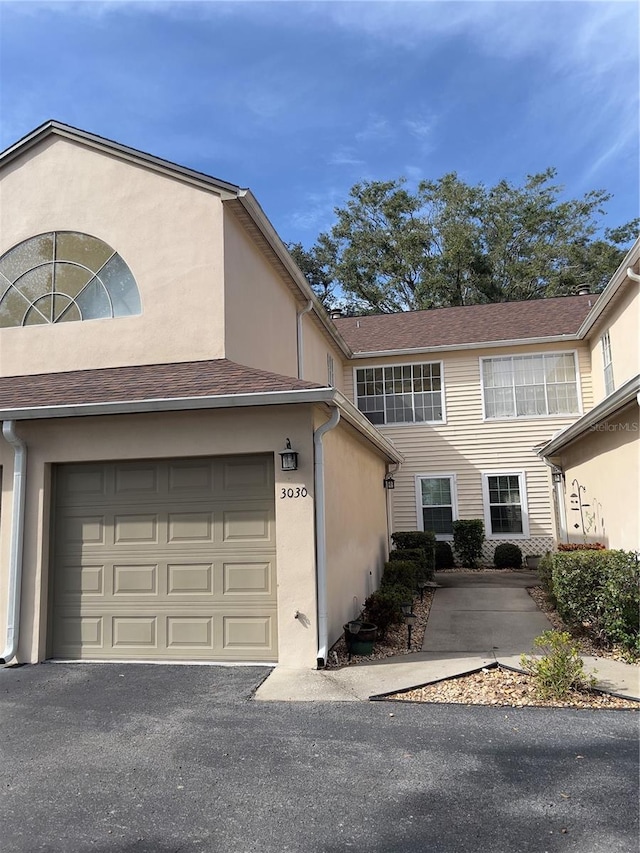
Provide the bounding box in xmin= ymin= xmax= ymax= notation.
xmin=51 ymin=456 xmax=277 ymax=662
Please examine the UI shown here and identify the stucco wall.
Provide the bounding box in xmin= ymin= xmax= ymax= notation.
xmin=558 ymin=403 xmax=639 ymax=550
xmin=300 ymin=311 xmax=347 ymax=391
xmin=320 ymin=413 xmax=389 ymax=653
xmin=222 ymin=209 xmax=299 ymax=377
xmin=0 ymin=406 xmax=320 ymax=668
xmin=343 ymin=341 xmax=592 ymax=558
xmin=0 ymin=137 xmax=226 ymax=375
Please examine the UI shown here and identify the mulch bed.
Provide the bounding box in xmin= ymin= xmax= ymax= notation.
xmin=326 ymin=569 xmax=639 ymax=709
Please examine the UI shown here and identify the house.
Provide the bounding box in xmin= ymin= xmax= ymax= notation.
xmin=538 ymin=241 xmax=640 ymax=551
xmin=0 ymin=122 xmax=637 ymax=670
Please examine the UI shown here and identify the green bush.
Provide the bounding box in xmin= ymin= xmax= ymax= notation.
xmin=364 ymin=588 xmax=404 ymax=638
xmin=493 ymin=542 xmax=523 ymax=569
xmin=520 ymin=630 xmax=596 ymax=700
xmin=551 ymin=550 xmax=640 ymax=654
xmin=452 ymin=520 xmax=485 ymax=568
xmin=435 ymin=540 xmax=455 ymax=570
xmin=390 ymin=531 xmax=436 ymax=580
xmin=380 ymin=560 xmax=418 ymax=597
xmin=537 ymin=552 xmax=556 ymax=603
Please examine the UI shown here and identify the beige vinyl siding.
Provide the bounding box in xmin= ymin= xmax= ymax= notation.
xmin=344 ymin=342 xmax=592 ymax=556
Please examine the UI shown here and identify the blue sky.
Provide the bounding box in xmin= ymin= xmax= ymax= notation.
xmin=1 ymin=1 xmax=638 ymax=248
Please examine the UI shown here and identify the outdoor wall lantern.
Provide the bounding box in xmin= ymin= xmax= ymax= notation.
xmin=279 ymin=438 xmax=299 ymax=471
xmin=383 ymin=474 xmax=395 ymax=490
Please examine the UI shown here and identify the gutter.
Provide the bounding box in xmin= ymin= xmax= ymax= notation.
xmin=313 ymin=407 xmax=341 ymax=668
xmin=349 ymin=334 xmax=581 ymax=359
xmin=296 ymin=300 xmax=313 ymax=379
xmin=1 ymin=422 xmax=27 ymax=665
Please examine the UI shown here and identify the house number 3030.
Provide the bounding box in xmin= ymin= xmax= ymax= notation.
xmin=280 ymin=487 xmax=308 ymax=499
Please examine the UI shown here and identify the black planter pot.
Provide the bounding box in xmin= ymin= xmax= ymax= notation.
xmin=343 ymin=621 xmax=377 ymax=656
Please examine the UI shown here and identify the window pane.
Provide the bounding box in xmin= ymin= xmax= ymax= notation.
xmin=421 ymin=478 xmax=452 ymax=505
xmin=490 ymin=505 xmax=523 ymax=534
xmin=0 ymin=234 xmax=53 ymax=284
xmin=76 ymin=279 xmax=112 ymax=319
xmin=0 ymin=287 xmax=31 ymax=327
xmin=423 ymin=506 xmax=453 ymax=536
xmin=55 ymin=232 xmax=113 ymax=271
xmin=54 ymin=262 xmax=94 ymax=298
xmin=14 ymin=264 xmax=53 ymax=304
xmin=98 ymin=254 xmax=141 ymax=316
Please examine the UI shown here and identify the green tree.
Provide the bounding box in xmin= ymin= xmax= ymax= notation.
xmin=292 ymin=169 xmax=637 ymax=313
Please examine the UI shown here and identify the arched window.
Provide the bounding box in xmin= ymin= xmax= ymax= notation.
xmin=0 ymin=232 xmax=141 ymax=327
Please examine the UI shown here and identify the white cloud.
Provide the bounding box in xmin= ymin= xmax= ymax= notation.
xmin=328 ymin=146 xmax=366 ymax=166
xmin=355 ymin=114 xmax=394 ymax=143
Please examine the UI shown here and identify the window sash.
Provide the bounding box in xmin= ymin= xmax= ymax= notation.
xmin=601 ymin=332 xmax=614 ymax=395
xmin=482 ymin=354 xmax=579 ymax=418
xmin=356 ymin=363 xmax=443 ymax=425
xmin=483 ymin=473 xmax=526 ymax=536
xmin=419 ymin=476 xmax=455 ymax=537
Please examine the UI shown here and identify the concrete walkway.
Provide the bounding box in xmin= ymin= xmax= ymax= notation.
xmin=255 ymin=571 xmax=640 ymax=702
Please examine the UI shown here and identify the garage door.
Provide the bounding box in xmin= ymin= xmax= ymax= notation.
xmin=51 ymin=456 xmax=277 ymax=662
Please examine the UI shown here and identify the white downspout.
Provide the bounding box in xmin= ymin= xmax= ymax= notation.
xmin=296 ymin=300 xmax=313 ymax=379
xmin=314 ymin=406 xmax=340 ymax=668
xmin=1 ymin=421 xmax=27 ymax=665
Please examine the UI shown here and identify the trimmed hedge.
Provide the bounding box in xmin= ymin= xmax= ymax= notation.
xmin=452 ymin=519 xmax=485 ymax=568
xmin=558 ymin=542 xmax=606 ymax=552
xmin=364 ymin=588 xmax=405 ymax=638
xmin=435 ymin=540 xmax=455 ymax=570
xmin=390 ymin=531 xmax=436 ymax=580
xmin=380 ymin=560 xmax=418 ymax=598
xmin=550 ymin=550 xmax=639 ymax=654
xmin=493 ymin=542 xmax=523 ymax=569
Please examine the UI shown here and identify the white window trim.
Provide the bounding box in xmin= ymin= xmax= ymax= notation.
xmin=352 ymin=360 xmax=447 ymax=426
xmin=481 ymin=470 xmax=530 ymax=539
xmin=479 ymin=350 xmax=583 ymax=421
xmin=415 ymin=473 xmax=458 ymax=540
xmin=601 ymin=331 xmax=614 ymax=396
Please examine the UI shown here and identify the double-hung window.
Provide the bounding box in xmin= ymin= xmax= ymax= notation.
xmin=482 ymin=353 xmax=579 ymax=419
xmin=355 ymin=362 xmax=444 ymax=425
xmin=417 ymin=475 xmax=457 ymax=539
xmin=482 ymin=472 xmax=529 ymax=538
xmin=601 ymin=331 xmax=614 ymax=396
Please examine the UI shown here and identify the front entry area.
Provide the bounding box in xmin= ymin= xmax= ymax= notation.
xmin=50 ymin=456 xmax=277 ymax=662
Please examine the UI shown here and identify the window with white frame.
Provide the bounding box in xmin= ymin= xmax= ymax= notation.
xmin=482 ymin=472 xmax=529 ymax=538
xmin=327 ymin=353 xmax=335 ymax=387
xmin=482 ymin=353 xmax=579 ymax=419
xmin=601 ymin=331 xmax=614 ymax=396
xmin=355 ymin=363 xmax=444 ymax=425
xmin=417 ymin=475 xmax=457 ymax=538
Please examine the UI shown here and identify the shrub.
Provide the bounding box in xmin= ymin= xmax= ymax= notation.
xmin=537 ymin=552 xmax=555 ymax=602
xmin=380 ymin=560 xmax=418 ymax=597
xmin=452 ymin=520 xmax=485 ymax=568
xmin=390 ymin=531 xmax=436 ymax=580
xmin=389 ymin=548 xmax=427 ymax=577
xmin=364 ymin=588 xmax=404 ymax=638
xmin=435 ymin=540 xmax=455 ymax=570
xmin=520 ymin=630 xmax=596 ymax=700
xmin=493 ymin=543 xmax=523 ymax=569
xmin=558 ymin=542 xmax=606 ymax=551
xmin=551 ymin=549 xmax=640 ymax=654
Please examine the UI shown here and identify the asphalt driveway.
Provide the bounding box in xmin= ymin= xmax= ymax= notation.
xmin=1 ymin=663 xmax=638 ymax=853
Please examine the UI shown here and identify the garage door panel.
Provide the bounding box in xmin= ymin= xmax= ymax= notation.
xmin=52 ymin=457 xmax=277 ymax=662
xmin=167 ymin=512 xmax=214 ymax=543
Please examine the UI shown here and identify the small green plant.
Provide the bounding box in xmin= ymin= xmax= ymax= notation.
xmin=435 ymin=540 xmax=455 ymax=570
xmin=380 ymin=560 xmax=418 ymax=598
xmin=493 ymin=542 xmax=522 ymax=569
xmin=520 ymin=630 xmax=596 ymax=700
xmin=364 ymin=588 xmax=404 ymax=638
xmin=452 ymin=519 xmax=485 ymax=568
xmin=391 ymin=531 xmax=436 ymax=580
xmin=389 ymin=548 xmax=428 ymax=580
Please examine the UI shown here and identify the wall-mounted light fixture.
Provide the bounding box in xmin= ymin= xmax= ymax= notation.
xmin=279 ymin=438 xmax=299 ymax=471
xmin=383 ymin=474 xmax=395 ymax=490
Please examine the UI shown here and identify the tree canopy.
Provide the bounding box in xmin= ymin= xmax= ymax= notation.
xmin=289 ymin=169 xmax=638 ymax=313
